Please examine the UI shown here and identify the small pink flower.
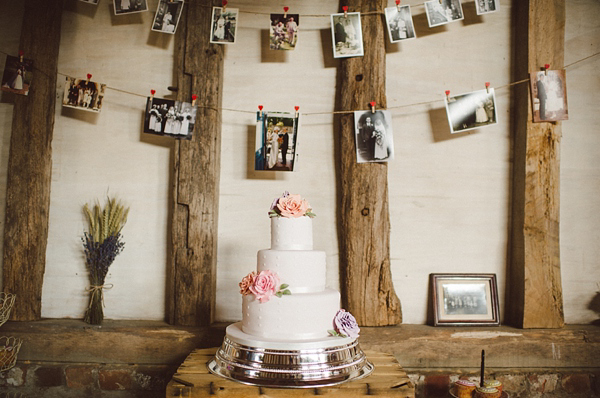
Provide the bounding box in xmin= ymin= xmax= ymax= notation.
xmin=239 ymin=271 xmax=256 ymax=295
xmin=249 ymin=270 xmax=280 ymax=303
xmin=276 ymin=193 xmax=310 ymax=218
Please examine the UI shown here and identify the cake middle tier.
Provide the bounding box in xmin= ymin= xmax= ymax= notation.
xmin=242 ymin=288 xmax=340 ymax=340
xmin=257 ymin=249 xmax=326 ymax=293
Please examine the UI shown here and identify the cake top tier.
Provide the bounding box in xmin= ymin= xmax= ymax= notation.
xmin=268 ymin=192 xmax=316 ymax=250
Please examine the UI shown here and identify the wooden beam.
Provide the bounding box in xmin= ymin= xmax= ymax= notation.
xmin=337 ymin=0 xmax=402 ymax=326
xmin=168 ymin=0 xmax=223 ymax=326
xmin=2 ymin=0 xmax=64 ymax=321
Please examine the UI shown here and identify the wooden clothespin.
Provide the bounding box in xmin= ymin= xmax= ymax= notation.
xmin=343 ymin=6 xmax=348 ymax=18
xmin=191 ymin=94 xmax=197 ymax=106
xmin=544 ymin=63 xmax=550 ymax=75
xmin=86 ymin=73 xmax=92 ymax=83
xmin=150 ymin=89 xmax=156 ymax=99
xmin=445 ymin=90 xmax=450 ymax=100
xmin=258 ymin=105 xmax=263 ymax=118
xmin=369 ymin=101 xmax=376 ymax=114
xmin=294 ymin=105 xmax=299 ymax=118
xmin=485 ymin=82 xmax=490 ymax=93
xmin=396 ymin=0 xmax=401 ymax=11
xmin=283 ymin=6 xmax=289 ymax=18
xmin=18 ymin=50 xmax=24 ymax=63
xmin=222 ymin=0 xmax=227 ymax=11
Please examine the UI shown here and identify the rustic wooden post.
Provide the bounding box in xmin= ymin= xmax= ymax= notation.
xmin=507 ymin=0 xmax=565 ymax=328
xmin=2 ymin=0 xmax=64 ymax=321
xmin=337 ymin=0 xmax=402 ymax=326
xmin=168 ymin=0 xmax=223 ymax=326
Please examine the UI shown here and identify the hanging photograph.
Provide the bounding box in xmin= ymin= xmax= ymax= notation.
xmin=331 ymin=12 xmax=364 ymax=58
xmin=62 ymin=76 xmax=106 ymax=113
xmin=1 ymin=55 xmax=34 ymax=96
xmin=384 ymin=5 xmax=416 ymax=42
xmin=79 ymin=0 xmax=99 ymax=4
xmin=444 ymin=88 xmax=497 ymax=133
xmin=424 ymin=0 xmax=464 ymax=28
xmin=475 ymin=0 xmax=499 ymax=15
xmin=354 ymin=110 xmax=394 ymax=163
xmin=270 ymin=13 xmax=299 ymax=50
xmin=113 ymin=0 xmax=148 ymax=15
xmin=210 ymin=7 xmax=238 ymax=44
xmin=143 ymin=97 xmax=197 ymax=139
xmin=152 ymin=0 xmax=184 ymax=34
xmin=530 ymin=69 xmax=568 ymax=123
xmin=255 ymin=111 xmax=299 ymax=171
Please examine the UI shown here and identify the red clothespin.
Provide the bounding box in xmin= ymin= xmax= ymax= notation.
xmin=294 ymin=105 xmax=299 ymax=118
xmin=258 ymin=105 xmax=263 ymax=118
xmin=485 ymin=82 xmax=490 ymax=93
xmin=18 ymin=50 xmax=24 ymax=62
xmin=445 ymin=90 xmax=450 ymax=100
xmin=191 ymin=94 xmax=197 ymax=106
xmin=86 ymin=73 xmax=92 ymax=83
xmin=150 ymin=89 xmax=156 ymax=98
xmin=343 ymin=6 xmax=348 ymax=18
xmin=222 ymin=0 xmax=227 ymax=11
xmin=369 ymin=101 xmax=376 ymax=114
xmin=395 ymin=0 xmax=401 ymax=11
xmin=544 ymin=63 xmax=550 ymax=75
xmin=283 ymin=6 xmax=289 ymax=18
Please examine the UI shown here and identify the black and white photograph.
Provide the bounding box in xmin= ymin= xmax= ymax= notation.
xmin=210 ymin=7 xmax=238 ymax=44
xmin=354 ymin=110 xmax=394 ymax=163
xmin=113 ymin=0 xmax=148 ymax=15
xmin=331 ymin=12 xmax=364 ymax=58
xmin=254 ymin=111 xmax=299 ymax=171
xmin=270 ymin=13 xmax=299 ymax=50
xmin=143 ymin=97 xmax=197 ymax=139
xmin=444 ymin=88 xmax=497 ymax=133
xmin=430 ymin=274 xmax=500 ymax=326
xmin=475 ymin=0 xmax=499 ymax=15
xmin=152 ymin=0 xmax=184 ymax=34
xmin=79 ymin=0 xmax=100 ymax=4
xmin=384 ymin=5 xmax=416 ymax=42
xmin=62 ymin=76 xmax=106 ymax=113
xmin=424 ymin=0 xmax=464 ymax=28
xmin=530 ymin=69 xmax=568 ymax=123
xmin=1 ymin=55 xmax=33 ymax=96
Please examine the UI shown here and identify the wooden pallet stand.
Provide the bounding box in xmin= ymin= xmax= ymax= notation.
xmin=166 ymin=347 xmax=415 ymax=397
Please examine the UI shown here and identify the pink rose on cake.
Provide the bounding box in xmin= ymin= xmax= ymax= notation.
xmin=269 ymin=191 xmax=316 ymax=218
xmin=249 ymin=270 xmax=281 ymax=303
xmin=329 ymin=309 xmax=360 ymax=338
xmin=239 ymin=271 xmax=257 ymax=295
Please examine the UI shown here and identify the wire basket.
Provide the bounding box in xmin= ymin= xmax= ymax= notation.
xmin=0 ymin=336 xmax=23 ymax=372
xmin=0 ymin=293 xmax=16 ymax=328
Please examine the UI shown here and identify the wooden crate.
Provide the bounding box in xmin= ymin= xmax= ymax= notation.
xmin=166 ymin=347 xmax=415 ymax=397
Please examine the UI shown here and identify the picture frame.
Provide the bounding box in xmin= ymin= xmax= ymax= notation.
xmin=424 ymin=0 xmax=464 ymax=28
xmin=384 ymin=5 xmax=416 ymax=43
xmin=210 ymin=6 xmax=239 ymax=44
xmin=354 ymin=109 xmax=394 ymax=163
xmin=444 ymin=88 xmax=497 ymax=133
xmin=330 ymin=12 xmax=364 ymax=58
xmin=430 ymin=273 xmax=500 ymax=326
xmin=529 ymin=69 xmax=568 ymax=123
xmin=151 ymin=0 xmax=184 ymax=34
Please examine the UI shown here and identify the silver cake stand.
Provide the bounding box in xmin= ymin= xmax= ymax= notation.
xmin=207 ymin=335 xmax=374 ymax=388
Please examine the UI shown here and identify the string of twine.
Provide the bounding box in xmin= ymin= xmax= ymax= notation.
xmin=85 ymin=283 xmax=114 ymax=308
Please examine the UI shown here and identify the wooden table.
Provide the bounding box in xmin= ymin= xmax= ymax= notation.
xmin=166 ymin=347 xmax=415 ymax=397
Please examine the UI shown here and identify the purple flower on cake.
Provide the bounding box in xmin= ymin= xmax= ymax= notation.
xmin=328 ymin=309 xmax=360 ymax=338
xmin=249 ymin=270 xmax=281 ymax=303
xmin=269 ymin=192 xmax=316 ymax=218
xmin=239 ymin=271 xmax=257 ymax=295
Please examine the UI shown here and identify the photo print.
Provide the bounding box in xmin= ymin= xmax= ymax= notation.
xmin=424 ymin=0 xmax=464 ymax=28
xmin=210 ymin=7 xmax=238 ymax=44
xmin=113 ymin=0 xmax=148 ymax=15
xmin=62 ymin=76 xmax=106 ymax=113
xmin=270 ymin=13 xmax=299 ymax=50
xmin=79 ymin=0 xmax=99 ymax=4
xmin=255 ymin=111 xmax=299 ymax=171
xmin=444 ymin=88 xmax=497 ymax=133
xmin=354 ymin=110 xmax=394 ymax=163
xmin=331 ymin=12 xmax=364 ymax=58
xmin=1 ymin=55 xmax=34 ymax=96
xmin=530 ymin=70 xmax=568 ymax=123
xmin=143 ymin=97 xmax=197 ymax=139
xmin=475 ymin=0 xmax=499 ymax=15
xmin=152 ymin=0 xmax=184 ymax=34
xmin=384 ymin=5 xmax=416 ymax=42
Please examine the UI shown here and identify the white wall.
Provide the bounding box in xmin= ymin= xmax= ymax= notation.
xmin=0 ymin=0 xmax=598 ymax=324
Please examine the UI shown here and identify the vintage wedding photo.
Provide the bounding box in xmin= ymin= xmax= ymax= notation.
xmin=62 ymin=76 xmax=106 ymax=113
xmin=113 ymin=0 xmax=148 ymax=15
xmin=475 ymin=0 xmax=499 ymax=15
xmin=424 ymin=0 xmax=464 ymax=28
xmin=151 ymin=0 xmax=184 ymax=34
xmin=445 ymin=88 xmax=497 ymax=133
xmin=384 ymin=5 xmax=416 ymax=42
xmin=1 ymin=55 xmax=33 ymax=96
xmin=210 ymin=7 xmax=238 ymax=44
xmin=530 ymin=69 xmax=568 ymax=123
xmin=254 ymin=112 xmax=299 ymax=172
xmin=143 ymin=97 xmax=197 ymax=139
xmin=331 ymin=12 xmax=364 ymax=58
xmin=354 ymin=110 xmax=394 ymax=163
xmin=270 ymin=13 xmax=299 ymax=50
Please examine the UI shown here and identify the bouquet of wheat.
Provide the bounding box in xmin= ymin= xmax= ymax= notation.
xmin=82 ymin=197 xmax=129 ymax=325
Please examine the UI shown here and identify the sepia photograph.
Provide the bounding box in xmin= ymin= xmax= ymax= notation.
xmin=62 ymin=76 xmax=106 ymax=113
xmin=475 ymin=0 xmax=499 ymax=15
xmin=384 ymin=5 xmax=416 ymax=42
xmin=255 ymin=111 xmax=299 ymax=172
xmin=1 ymin=55 xmax=34 ymax=96
xmin=113 ymin=0 xmax=148 ymax=15
xmin=143 ymin=97 xmax=197 ymax=139
xmin=354 ymin=110 xmax=394 ymax=163
xmin=210 ymin=7 xmax=238 ymax=44
xmin=331 ymin=12 xmax=364 ymax=58
xmin=530 ymin=69 xmax=568 ymax=123
xmin=445 ymin=88 xmax=497 ymax=133
xmin=270 ymin=13 xmax=299 ymax=50
xmin=424 ymin=0 xmax=464 ymax=28
xmin=151 ymin=0 xmax=184 ymax=34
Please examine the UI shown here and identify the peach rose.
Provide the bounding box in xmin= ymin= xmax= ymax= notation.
xmin=239 ymin=271 xmax=256 ymax=295
xmin=276 ymin=194 xmax=310 ymax=218
xmin=249 ymin=270 xmax=280 ymax=303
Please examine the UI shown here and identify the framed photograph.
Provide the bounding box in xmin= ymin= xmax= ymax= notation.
xmin=113 ymin=0 xmax=148 ymax=15
xmin=62 ymin=76 xmax=106 ymax=113
xmin=331 ymin=12 xmax=364 ymax=58
xmin=1 ymin=55 xmax=34 ymax=96
xmin=384 ymin=5 xmax=416 ymax=42
xmin=354 ymin=110 xmax=394 ymax=163
xmin=143 ymin=97 xmax=197 ymax=139
xmin=210 ymin=7 xmax=238 ymax=44
xmin=430 ymin=273 xmax=500 ymax=326
xmin=152 ymin=0 xmax=184 ymax=34
xmin=445 ymin=88 xmax=497 ymax=134
xmin=530 ymin=69 xmax=568 ymax=123
xmin=424 ymin=0 xmax=464 ymax=28
xmin=475 ymin=0 xmax=499 ymax=15
xmin=255 ymin=111 xmax=299 ymax=171
xmin=270 ymin=13 xmax=299 ymax=50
